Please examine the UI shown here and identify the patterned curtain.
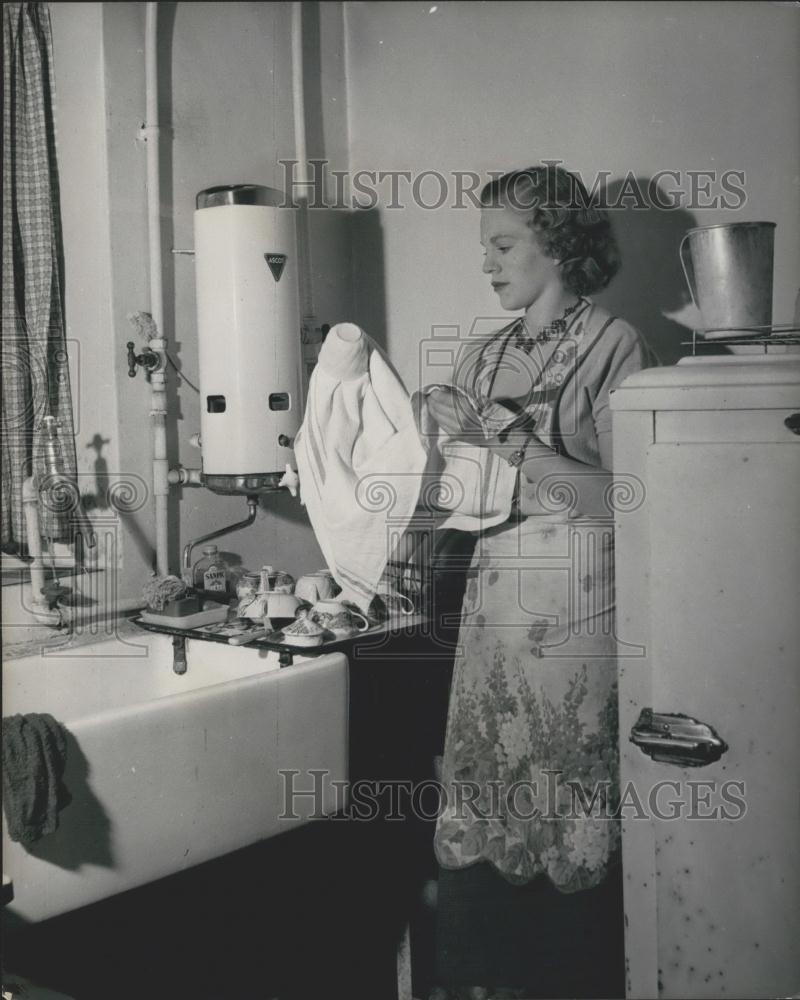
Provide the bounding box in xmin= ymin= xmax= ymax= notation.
xmin=2 ymin=1 xmax=77 ymax=550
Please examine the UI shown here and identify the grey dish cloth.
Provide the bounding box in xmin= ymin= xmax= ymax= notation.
xmin=2 ymin=713 xmax=71 ymax=846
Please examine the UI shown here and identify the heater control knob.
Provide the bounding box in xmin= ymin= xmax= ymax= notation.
xmin=278 ymin=434 xmax=293 ymax=448
xmin=279 ymin=464 xmax=299 ymax=498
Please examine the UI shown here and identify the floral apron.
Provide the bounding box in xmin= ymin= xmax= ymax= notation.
xmin=433 ymin=306 xmax=621 ymax=894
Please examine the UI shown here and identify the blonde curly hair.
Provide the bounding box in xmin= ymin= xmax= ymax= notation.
xmin=480 ymin=164 xmax=621 ymax=296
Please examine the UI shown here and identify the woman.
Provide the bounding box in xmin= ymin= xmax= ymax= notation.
xmin=424 ymin=164 xmax=654 ymax=1000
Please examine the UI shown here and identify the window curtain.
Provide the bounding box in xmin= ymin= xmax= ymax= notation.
xmin=2 ymin=1 xmax=78 ymax=551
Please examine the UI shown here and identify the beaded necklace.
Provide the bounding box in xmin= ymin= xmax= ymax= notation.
xmin=514 ymin=297 xmax=587 ymax=353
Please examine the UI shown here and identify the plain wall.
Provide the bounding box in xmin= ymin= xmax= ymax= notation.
xmin=343 ymin=0 xmax=800 ymax=385
xmin=45 ymin=0 xmax=121 ymax=596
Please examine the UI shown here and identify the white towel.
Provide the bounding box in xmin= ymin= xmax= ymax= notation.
xmin=412 ymin=384 xmax=517 ymax=531
xmin=294 ymin=324 xmax=428 ymax=612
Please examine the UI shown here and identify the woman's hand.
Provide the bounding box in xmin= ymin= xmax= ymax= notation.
xmin=425 ymin=387 xmax=487 ymax=444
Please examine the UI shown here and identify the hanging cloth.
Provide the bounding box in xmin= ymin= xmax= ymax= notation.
xmin=294 ymin=323 xmax=428 ymax=612
xmin=2 ymin=2 xmax=78 ymax=549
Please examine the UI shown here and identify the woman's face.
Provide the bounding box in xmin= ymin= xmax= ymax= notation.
xmin=480 ymin=202 xmax=562 ymax=312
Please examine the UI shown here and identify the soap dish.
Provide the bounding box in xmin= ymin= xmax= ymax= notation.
xmin=140 ymin=602 xmax=230 ymax=629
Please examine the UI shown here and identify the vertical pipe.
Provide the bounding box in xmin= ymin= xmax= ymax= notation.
xmin=22 ymin=478 xmax=62 ymax=625
xmin=144 ymin=2 xmax=164 ymax=337
xmin=150 ymin=367 xmax=169 ymax=579
xmin=291 ymin=3 xmax=307 ymax=192
xmin=291 ymin=2 xmax=315 ymax=326
xmin=144 ymin=1 xmax=169 ymax=577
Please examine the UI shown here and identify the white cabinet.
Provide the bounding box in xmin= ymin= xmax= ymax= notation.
xmin=610 ymin=355 xmax=800 ymax=999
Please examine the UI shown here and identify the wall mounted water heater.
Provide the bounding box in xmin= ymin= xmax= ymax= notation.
xmin=194 ymin=184 xmax=302 ymax=495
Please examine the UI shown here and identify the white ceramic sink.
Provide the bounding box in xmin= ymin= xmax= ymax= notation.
xmin=2 ymin=624 xmax=348 ymax=922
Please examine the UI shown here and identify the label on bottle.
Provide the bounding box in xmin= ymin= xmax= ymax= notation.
xmin=203 ymin=566 xmax=227 ymax=592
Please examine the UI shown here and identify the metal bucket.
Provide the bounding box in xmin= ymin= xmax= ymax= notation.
xmin=680 ymin=222 xmax=776 ymax=338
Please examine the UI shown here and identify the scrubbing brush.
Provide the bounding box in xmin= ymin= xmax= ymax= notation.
xmin=142 ymin=574 xmax=190 ymax=613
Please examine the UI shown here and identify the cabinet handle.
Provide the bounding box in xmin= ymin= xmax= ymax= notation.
xmin=630 ymin=708 xmax=728 ymax=767
xmin=784 ymin=413 xmax=800 ymax=435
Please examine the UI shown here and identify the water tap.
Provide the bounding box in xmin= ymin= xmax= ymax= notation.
xmin=126 ymin=340 xmax=161 ymax=377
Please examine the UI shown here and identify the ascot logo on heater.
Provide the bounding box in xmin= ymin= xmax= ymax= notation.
xmin=265 ymin=253 xmax=287 ymax=282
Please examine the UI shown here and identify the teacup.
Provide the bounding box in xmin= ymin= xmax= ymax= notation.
xmin=265 ymin=592 xmax=305 ymax=630
xmin=373 ymin=585 xmax=415 ymax=617
xmin=309 ymin=599 xmax=369 ymax=637
xmin=235 ymin=572 xmax=262 ymax=601
xmin=295 ymin=571 xmax=340 ymax=604
xmin=271 ymin=570 xmax=295 ymax=595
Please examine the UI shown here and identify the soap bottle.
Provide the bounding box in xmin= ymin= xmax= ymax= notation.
xmin=193 ymin=544 xmax=229 ymax=596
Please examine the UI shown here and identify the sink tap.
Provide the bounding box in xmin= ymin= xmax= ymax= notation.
xmin=181 ymin=496 xmax=258 ymax=585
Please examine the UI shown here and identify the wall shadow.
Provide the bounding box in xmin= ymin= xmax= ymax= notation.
xmin=300 ymin=2 xmax=387 ymax=349
xmin=596 ymin=177 xmax=699 ymax=367
xmin=348 ymin=207 xmax=388 ymax=352
xmin=258 ymin=486 xmax=315 ymax=527
xmin=301 ymin=1 xmax=325 ymax=169
xmin=83 ymin=433 xmax=111 ymax=513
xmin=26 ymin=728 xmax=114 ymax=871
xmin=155 ymin=2 xmax=182 ymax=572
